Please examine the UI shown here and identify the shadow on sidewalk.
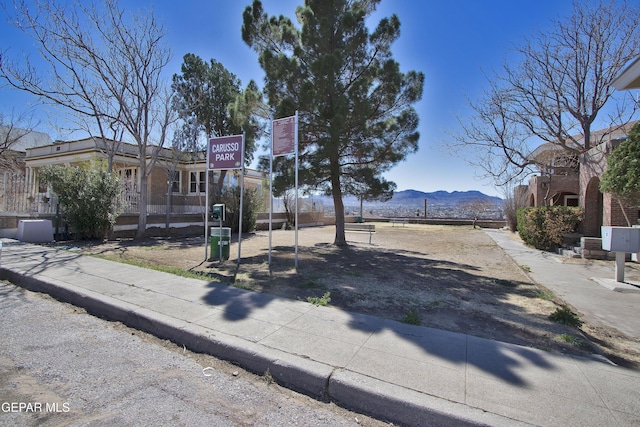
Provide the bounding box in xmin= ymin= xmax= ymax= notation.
xmin=199 ymin=241 xmax=562 ymax=385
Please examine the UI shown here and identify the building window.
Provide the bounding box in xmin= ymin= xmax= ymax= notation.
xmin=119 ymin=168 xmax=138 ymax=192
xmin=190 ymin=171 xmax=206 ymax=193
xmin=37 ymin=178 xmax=47 ymax=194
xmin=564 ymin=195 xmax=579 ymax=207
xmin=169 ymin=171 xmax=180 ymax=193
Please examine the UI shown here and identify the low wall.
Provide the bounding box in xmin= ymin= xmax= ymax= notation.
xmin=1 ymin=214 xmax=60 ymax=239
xmin=1 ymin=212 xmax=506 ymax=240
xmin=581 ymin=237 xmax=617 ymax=260
xmin=0 ymin=213 xmax=206 ymax=240
xmin=255 ymin=212 xmax=326 ymax=230
xmin=362 ymin=217 xmax=506 ymax=229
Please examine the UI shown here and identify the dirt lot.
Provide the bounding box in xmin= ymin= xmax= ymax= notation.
xmin=71 ymin=223 xmax=640 ymax=369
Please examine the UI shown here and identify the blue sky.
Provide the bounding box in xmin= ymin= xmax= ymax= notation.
xmin=1 ymin=0 xmax=586 ymax=197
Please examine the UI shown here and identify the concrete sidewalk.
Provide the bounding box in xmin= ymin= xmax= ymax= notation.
xmin=485 ymin=229 xmax=640 ymax=340
xmin=1 ymin=237 xmax=639 ymax=426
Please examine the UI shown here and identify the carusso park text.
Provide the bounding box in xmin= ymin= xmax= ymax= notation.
xmin=2 ymin=402 xmax=70 ymax=413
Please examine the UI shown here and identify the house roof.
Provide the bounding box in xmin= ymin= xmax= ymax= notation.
xmin=527 ymin=120 xmax=640 ymax=164
xmin=24 ymin=137 xmax=265 ymax=178
xmin=26 ymin=137 xmax=201 ymax=164
xmin=612 ymin=56 xmax=640 ymax=90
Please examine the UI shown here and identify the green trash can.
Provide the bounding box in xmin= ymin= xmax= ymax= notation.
xmin=210 ymin=227 xmax=231 ymax=260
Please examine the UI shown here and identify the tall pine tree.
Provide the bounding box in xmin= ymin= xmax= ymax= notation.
xmin=171 ymin=53 xmax=262 ymax=196
xmin=243 ymin=0 xmax=423 ymax=245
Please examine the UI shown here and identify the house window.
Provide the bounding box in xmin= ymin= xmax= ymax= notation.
xmin=169 ymin=171 xmax=180 ymax=193
xmin=190 ymin=171 xmax=206 ymax=193
xmin=119 ymin=168 xmax=138 ymax=192
xmin=564 ymin=195 xmax=579 ymax=207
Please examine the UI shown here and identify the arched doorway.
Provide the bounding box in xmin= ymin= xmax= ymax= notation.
xmin=583 ymin=177 xmax=603 ymax=237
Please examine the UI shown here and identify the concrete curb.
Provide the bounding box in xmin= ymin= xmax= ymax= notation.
xmin=328 ymin=369 xmax=530 ymax=427
xmin=0 ymin=267 xmax=332 ymax=400
xmin=0 ymin=265 xmax=525 ymax=427
xmin=591 ymin=277 xmax=640 ymax=293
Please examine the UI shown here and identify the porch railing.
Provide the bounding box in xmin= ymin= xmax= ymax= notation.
xmin=1 ymin=172 xmax=207 ymax=215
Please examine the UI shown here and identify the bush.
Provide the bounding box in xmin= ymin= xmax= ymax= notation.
xmin=217 ymin=186 xmax=260 ymax=233
xmin=39 ymin=164 xmax=122 ymax=240
xmin=516 ymin=206 xmax=582 ymax=250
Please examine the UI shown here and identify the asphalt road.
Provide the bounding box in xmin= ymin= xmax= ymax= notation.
xmin=0 ymin=281 xmax=387 ymax=427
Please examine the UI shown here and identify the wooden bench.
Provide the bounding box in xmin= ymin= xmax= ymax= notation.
xmin=344 ymin=223 xmax=376 ymax=244
xmin=391 ymin=218 xmax=408 ymax=227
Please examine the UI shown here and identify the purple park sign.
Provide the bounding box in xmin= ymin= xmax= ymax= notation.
xmin=272 ymin=115 xmax=296 ymax=157
xmin=208 ymin=135 xmax=243 ymax=170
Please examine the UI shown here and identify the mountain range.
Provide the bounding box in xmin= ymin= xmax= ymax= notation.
xmin=384 ymin=189 xmax=503 ymax=206
xmin=312 ymin=189 xmax=503 ymax=207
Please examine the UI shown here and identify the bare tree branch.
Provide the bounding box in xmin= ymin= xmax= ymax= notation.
xmin=448 ymin=1 xmax=640 ymax=187
xmin=0 ymin=0 xmax=176 ymax=238
xmin=0 ymin=108 xmax=42 ymax=171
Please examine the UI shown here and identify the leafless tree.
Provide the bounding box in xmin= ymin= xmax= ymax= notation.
xmin=501 ymin=182 xmax=530 ymax=232
xmin=162 ymin=121 xmax=198 ymax=233
xmin=0 ymin=109 xmax=39 ymax=171
xmin=461 ymin=199 xmax=496 ymax=229
xmin=449 ymin=1 xmax=640 ymax=186
xmin=0 ymin=0 xmax=175 ymax=238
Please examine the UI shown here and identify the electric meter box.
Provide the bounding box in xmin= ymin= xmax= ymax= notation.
xmin=212 ymin=204 xmax=225 ymax=222
xmin=601 ymin=226 xmax=640 ymax=253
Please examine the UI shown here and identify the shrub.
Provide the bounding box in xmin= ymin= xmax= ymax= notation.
xmin=39 ymin=164 xmax=122 ymax=240
xmin=217 ymin=186 xmax=260 ymax=233
xmin=516 ymin=206 xmax=583 ymax=250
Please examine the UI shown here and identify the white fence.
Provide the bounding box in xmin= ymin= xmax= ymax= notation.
xmin=1 ymin=172 xmax=207 ymax=215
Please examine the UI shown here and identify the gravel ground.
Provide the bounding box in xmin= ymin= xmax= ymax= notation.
xmin=0 ymin=281 xmax=388 ymax=427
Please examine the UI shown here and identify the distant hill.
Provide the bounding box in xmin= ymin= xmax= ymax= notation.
xmin=312 ymin=189 xmax=503 ymax=207
xmin=386 ymin=189 xmax=503 ymax=206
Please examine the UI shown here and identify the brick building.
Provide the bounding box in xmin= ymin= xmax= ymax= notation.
xmin=517 ymin=54 xmax=640 ymax=245
xmin=516 ymin=121 xmax=639 ymax=240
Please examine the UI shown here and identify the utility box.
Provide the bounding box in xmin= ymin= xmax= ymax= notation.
xmin=16 ymin=219 xmax=54 ymax=243
xmin=601 ymin=226 xmax=640 ymax=253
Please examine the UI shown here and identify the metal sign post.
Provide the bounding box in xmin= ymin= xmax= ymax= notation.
xmin=206 ymin=134 xmax=244 ymax=263
xmin=269 ymin=115 xmax=273 ymax=266
xmin=271 ymin=113 xmax=299 ymax=270
xmin=212 ymin=203 xmax=225 ymax=263
xmin=294 ymin=111 xmax=299 ymax=270
xmin=237 ymin=132 xmax=245 ymax=266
